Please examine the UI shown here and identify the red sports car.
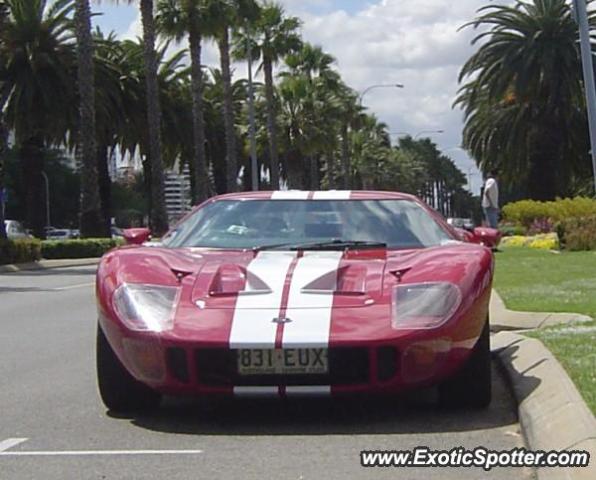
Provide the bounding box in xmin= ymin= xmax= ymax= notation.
xmin=96 ymin=191 xmax=494 ymax=412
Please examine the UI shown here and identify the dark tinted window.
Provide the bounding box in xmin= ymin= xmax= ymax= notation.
xmin=162 ymin=199 xmax=452 ymax=249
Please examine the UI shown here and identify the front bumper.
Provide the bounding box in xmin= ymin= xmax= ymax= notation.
xmin=99 ymin=313 xmax=477 ymax=397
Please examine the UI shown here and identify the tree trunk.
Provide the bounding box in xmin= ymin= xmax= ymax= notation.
xmin=218 ymin=28 xmax=238 ymax=193
xmin=0 ymin=107 xmax=8 ymax=240
xmin=310 ymin=156 xmax=319 ymax=190
xmin=341 ymin=124 xmax=350 ymax=189
xmin=188 ymin=15 xmax=209 ymax=204
xmin=96 ymin=143 xmax=112 ymax=234
xmin=21 ymin=137 xmax=46 ymax=239
xmin=263 ymin=57 xmax=280 ymax=190
xmin=74 ymin=0 xmax=104 ymax=237
xmin=140 ymin=0 xmax=169 ymax=235
xmin=326 ymin=153 xmax=336 ymax=189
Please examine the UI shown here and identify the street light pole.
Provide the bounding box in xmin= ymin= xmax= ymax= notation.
xmin=414 ymin=130 xmax=444 ymax=140
xmin=246 ymin=24 xmax=259 ymax=191
xmin=574 ymin=0 xmax=596 ymax=195
xmin=41 ymin=171 xmax=50 ymax=229
xmin=358 ymin=83 xmax=404 ymax=105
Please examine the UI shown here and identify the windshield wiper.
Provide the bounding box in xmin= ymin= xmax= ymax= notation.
xmin=252 ymin=242 xmax=299 ymax=252
xmin=252 ymin=240 xmax=387 ymax=252
xmin=290 ymin=240 xmax=387 ymax=251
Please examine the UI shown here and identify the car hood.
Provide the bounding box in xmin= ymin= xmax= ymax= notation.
xmin=101 ymin=244 xmax=492 ymax=311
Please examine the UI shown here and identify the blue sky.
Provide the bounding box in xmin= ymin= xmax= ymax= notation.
xmin=92 ymin=0 xmax=490 ymax=194
xmin=93 ymin=5 xmax=137 ymax=37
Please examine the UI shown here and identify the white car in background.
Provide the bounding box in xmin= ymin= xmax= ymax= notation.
xmin=4 ymin=220 xmax=32 ymax=239
xmin=46 ymin=228 xmax=78 ymax=240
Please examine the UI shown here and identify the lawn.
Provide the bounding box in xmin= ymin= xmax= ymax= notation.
xmin=493 ymin=247 xmax=596 ymax=413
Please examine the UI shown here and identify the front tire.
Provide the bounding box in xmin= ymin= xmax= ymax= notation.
xmin=439 ymin=318 xmax=492 ymax=408
xmin=96 ymin=324 xmax=161 ymax=413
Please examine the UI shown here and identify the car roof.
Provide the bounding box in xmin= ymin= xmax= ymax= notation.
xmin=208 ymin=190 xmax=419 ymax=202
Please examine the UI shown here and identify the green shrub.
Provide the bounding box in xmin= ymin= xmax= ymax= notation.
xmin=0 ymin=238 xmax=42 ymax=265
xmin=499 ymin=224 xmax=527 ymax=237
xmin=502 ymin=197 xmax=596 ymax=227
xmin=557 ymin=216 xmax=596 ymax=251
xmin=41 ymin=238 xmax=124 ymax=259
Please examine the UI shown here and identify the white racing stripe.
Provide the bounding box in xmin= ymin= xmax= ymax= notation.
xmin=229 ymin=252 xmax=296 ymax=349
xmin=312 ymin=191 xmax=351 ymax=200
xmin=233 ymin=386 xmax=279 ymax=397
xmin=282 ymin=251 xmax=343 ymax=348
xmin=271 ymin=191 xmax=310 ymax=200
xmin=285 ymin=386 xmax=331 ymax=396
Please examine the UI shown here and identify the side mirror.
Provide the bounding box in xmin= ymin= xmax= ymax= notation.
xmin=473 ymin=227 xmax=502 ymax=248
xmin=454 ymin=227 xmax=474 ymax=243
xmin=123 ymin=228 xmax=151 ymax=245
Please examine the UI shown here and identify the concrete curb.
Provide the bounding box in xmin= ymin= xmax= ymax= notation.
xmin=0 ymin=258 xmax=100 ymax=274
xmin=490 ymin=291 xmax=592 ymax=332
xmin=492 ymin=331 xmax=596 ymax=480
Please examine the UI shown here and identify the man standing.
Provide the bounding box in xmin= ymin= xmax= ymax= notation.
xmin=482 ymin=170 xmax=499 ymax=228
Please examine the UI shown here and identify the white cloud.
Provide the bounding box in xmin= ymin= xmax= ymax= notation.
xmin=288 ymin=0 xmax=495 ymax=192
xmin=118 ymin=0 xmax=497 ymax=193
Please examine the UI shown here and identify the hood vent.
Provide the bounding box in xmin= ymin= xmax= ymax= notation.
xmin=301 ymin=265 xmax=367 ymax=296
xmin=209 ymin=264 xmax=271 ymax=297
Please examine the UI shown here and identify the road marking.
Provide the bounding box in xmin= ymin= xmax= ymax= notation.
xmin=0 ymin=449 xmax=204 ymax=457
xmin=52 ymin=282 xmax=95 ymax=291
xmin=0 ymin=438 xmax=28 ymax=452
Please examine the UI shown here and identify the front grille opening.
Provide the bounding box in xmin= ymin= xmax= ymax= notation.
xmin=195 ymin=348 xmax=370 ymax=386
xmin=166 ymin=347 xmax=190 ymax=383
xmin=377 ymin=346 xmax=398 ymax=382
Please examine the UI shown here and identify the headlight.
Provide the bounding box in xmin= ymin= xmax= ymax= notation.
xmin=112 ymin=283 xmax=178 ymax=332
xmin=391 ymin=282 xmax=461 ymax=330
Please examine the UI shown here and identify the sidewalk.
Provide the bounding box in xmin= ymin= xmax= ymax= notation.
xmin=490 ymin=290 xmax=592 ymax=332
xmin=0 ymin=258 xmax=100 ymax=274
xmin=490 ymin=290 xmax=595 ymax=480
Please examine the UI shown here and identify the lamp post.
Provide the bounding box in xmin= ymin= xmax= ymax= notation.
xmin=245 ymin=23 xmax=259 ymax=191
xmin=41 ymin=171 xmax=50 ymax=230
xmin=414 ymin=130 xmax=444 ymax=139
xmin=358 ymin=83 xmax=404 ymax=105
xmin=573 ymin=0 xmax=596 ymax=195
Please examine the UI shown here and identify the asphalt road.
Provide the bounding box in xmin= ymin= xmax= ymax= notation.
xmin=0 ymin=266 xmax=535 ymax=480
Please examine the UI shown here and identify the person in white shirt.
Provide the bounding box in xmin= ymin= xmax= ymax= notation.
xmin=481 ymin=170 xmax=499 ymax=228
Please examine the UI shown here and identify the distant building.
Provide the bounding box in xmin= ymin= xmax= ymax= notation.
xmin=109 ymin=146 xmax=144 ymax=183
xmin=164 ymin=164 xmax=192 ymax=223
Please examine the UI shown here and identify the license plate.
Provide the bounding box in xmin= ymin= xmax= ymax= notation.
xmin=237 ymin=348 xmax=328 ymax=375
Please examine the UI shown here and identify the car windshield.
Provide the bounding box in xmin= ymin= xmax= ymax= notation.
xmin=162 ymin=199 xmax=452 ymax=250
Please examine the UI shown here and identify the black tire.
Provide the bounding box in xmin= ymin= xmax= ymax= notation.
xmin=96 ymin=324 xmax=161 ymax=413
xmin=439 ymin=319 xmax=492 ymax=408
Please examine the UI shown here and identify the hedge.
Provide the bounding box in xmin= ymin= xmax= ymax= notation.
xmin=41 ymin=238 xmax=124 ymax=260
xmin=0 ymin=238 xmax=42 ymax=265
xmin=502 ymin=197 xmax=596 ymax=227
xmin=557 ymin=215 xmax=596 ymax=252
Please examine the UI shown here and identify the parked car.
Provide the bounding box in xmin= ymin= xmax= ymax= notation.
xmin=96 ymin=191 xmax=494 ymax=413
xmin=46 ymin=229 xmax=77 ymax=240
xmin=4 ymin=220 xmax=32 ymax=239
xmin=447 ymin=217 xmax=475 ymax=230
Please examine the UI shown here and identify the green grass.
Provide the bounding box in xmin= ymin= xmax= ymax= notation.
xmin=493 ymin=247 xmax=596 ymax=413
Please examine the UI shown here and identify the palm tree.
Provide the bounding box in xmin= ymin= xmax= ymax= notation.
xmin=138 ymin=0 xmax=169 ymax=233
xmin=456 ymin=0 xmax=591 ymax=200
xmin=157 ymin=0 xmax=211 ymax=204
xmin=1 ymin=0 xmax=78 ymax=238
xmin=204 ymin=0 xmax=259 ymax=192
xmin=108 ymin=0 xmax=168 ymax=233
xmin=74 ymin=0 xmax=105 ymax=237
xmin=233 ymin=2 xmax=302 ymax=190
xmin=278 ymin=43 xmax=342 ymax=189
xmin=0 ymin=0 xmax=9 ymax=239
